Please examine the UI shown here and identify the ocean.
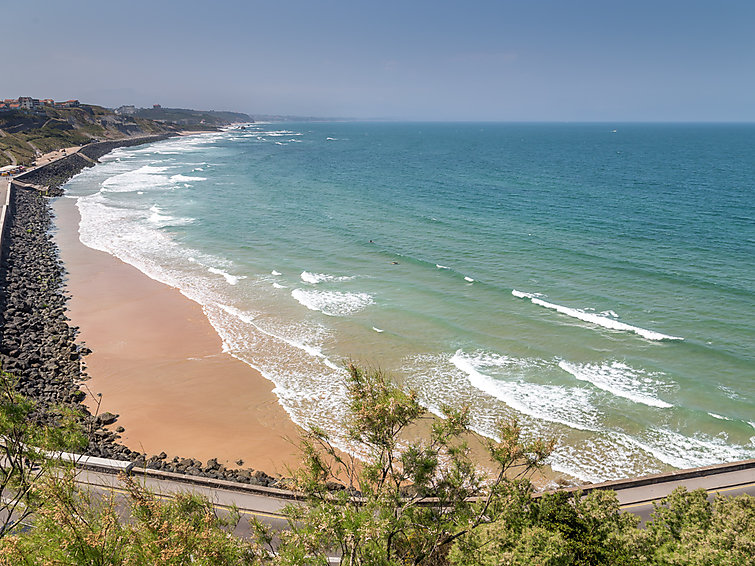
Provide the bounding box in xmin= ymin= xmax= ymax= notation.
xmin=59 ymin=122 xmax=755 ymax=482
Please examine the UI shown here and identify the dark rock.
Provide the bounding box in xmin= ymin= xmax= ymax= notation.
xmin=69 ymin=389 xmax=86 ymax=402
xmin=98 ymin=412 xmax=118 ymax=425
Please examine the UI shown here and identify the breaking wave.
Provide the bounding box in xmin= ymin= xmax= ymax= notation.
xmin=512 ymin=290 xmax=683 ymax=341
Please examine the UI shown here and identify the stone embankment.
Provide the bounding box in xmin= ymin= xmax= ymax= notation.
xmin=14 ymin=135 xmax=174 ymax=196
xmin=0 ymin=138 xmax=282 ymax=488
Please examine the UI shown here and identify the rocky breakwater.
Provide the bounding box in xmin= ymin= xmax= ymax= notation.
xmin=15 ymin=135 xmax=175 ymax=197
xmin=16 ymin=153 xmax=96 ymax=196
xmin=0 ymin=184 xmax=282 ymax=489
xmin=77 ymin=135 xmax=174 ymax=162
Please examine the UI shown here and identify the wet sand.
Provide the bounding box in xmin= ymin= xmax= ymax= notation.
xmin=53 ymin=197 xmax=302 ymax=474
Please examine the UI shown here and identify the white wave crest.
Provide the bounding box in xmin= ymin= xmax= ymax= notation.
xmin=300 ymin=271 xmax=355 ymax=284
xmin=170 ymin=174 xmax=206 ymax=183
xmin=101 ymin=165 xmax=171 ymax=193
xmin=558 ymin=360 xmax=673 ymax=408
xmin=147 ymin=205 xmax=194 ymax=226
xmin=512 ymin=290 xmax=683 ymax=341
xmin=148 ymin=205 xmax=171 ymax=224
xmin=271 ymin=270 xmax=282 ymax=276
xmin=291 ymin=289 xmax=374 ymax=316
xmin=451 ymin=350 xmax=600 ymax=432
xmin=615 ymin=427 xmax=753 ymax=470
xmin=217 ymin=304 xmax=335 ymax=365
xmin=436 ymin=264 xmax=450 ymax=269
xmin=208 ymin=267 xmax=245 ymax=285
xmin=708 ymin=412 xmax=731 ymax=421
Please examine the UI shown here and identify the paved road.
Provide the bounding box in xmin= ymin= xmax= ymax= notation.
xmin=73 ymin=466 xmax=294 ymax=540
xmin=70 ymin=458 xmax=755 ymax=531
xmin=621 ymin=480 xmax=755 ymax=522
xmin=610 ymin=466 xmax=755 ymax=522
xmin=0 ymin=178 xmax=9 ymax=204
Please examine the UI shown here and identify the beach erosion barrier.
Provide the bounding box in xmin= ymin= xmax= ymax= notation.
xmin=0 ymin=133 xmax=174 ymax=273
xmin=13 ymin=134 xmax=174 ymax=195
xmin=0 ymin=179 xmax=13 ymax=265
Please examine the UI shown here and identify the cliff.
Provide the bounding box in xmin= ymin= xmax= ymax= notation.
xmin=0 ymin=105 xmax=178 ymax=167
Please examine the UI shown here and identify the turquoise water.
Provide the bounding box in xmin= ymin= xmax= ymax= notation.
xmin=61 ymin=123 xmax=755 ymax=482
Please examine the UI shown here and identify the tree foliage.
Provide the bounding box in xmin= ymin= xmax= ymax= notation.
xmin=0 ymin=367 xmax=85 ymax=538
xmin=644 ymin=487 xmax=755 ymax=565
xmin=266 ymin=364 xmax=553 ymax=565
xmin=0 ymin=471 xmax=262 ymax=565
xmin=0 ymin=363 xmax=752 ymax=565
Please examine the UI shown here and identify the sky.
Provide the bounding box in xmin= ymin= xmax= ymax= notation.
xmin=3 ymin=0 xmax=754 ymax=121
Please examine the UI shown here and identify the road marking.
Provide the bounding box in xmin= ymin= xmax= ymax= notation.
xmin=619 ymin=481 xmax=755 ymax=510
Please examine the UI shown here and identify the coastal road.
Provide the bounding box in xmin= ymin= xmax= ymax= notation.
xmin=72 ymin=463 xmax=295 ymax=539
xmin=620 ymin=480 xmax=754 ymax=522
xmin=68 ymin=456 xmax=755 ymax=532
xmin=563 ymin=459 xmax=755 ymax=522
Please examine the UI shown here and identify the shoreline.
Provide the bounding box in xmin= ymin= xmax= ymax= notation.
xmin=54 ymin=188 xmax=303 ymax=476
xmin=0 ymin=134 xmax=304 ymax=488
xmin=3 ymin=132 xmax=565 ymax=490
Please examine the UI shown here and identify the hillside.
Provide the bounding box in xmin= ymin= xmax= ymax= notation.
xmin=0 ymin=105 xmax=176 ymax=167
xmin=131 ymin=107 xmax=252 ymax=128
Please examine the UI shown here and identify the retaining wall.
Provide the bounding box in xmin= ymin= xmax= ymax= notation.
xmin=0 ymin=180 xmax=13 ymax=265
xmin=13 ymin=134 xmax=175 ymax=194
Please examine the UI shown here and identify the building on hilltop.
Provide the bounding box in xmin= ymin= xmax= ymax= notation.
xmin=18 ymin=97 xmax=40 ymax=110
xmin=0 ymin=96 xmax=78 ymax=111
xmin=115 ymin=105 xmax=137 ymax=115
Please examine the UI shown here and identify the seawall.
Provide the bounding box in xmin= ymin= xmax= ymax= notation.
xmin=13 ymin=134 xmax=174 ymax=196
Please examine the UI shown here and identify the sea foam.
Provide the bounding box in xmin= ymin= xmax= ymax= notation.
xmin=451 ymin=350 xmax=600 ymax=432
xmin=292 ymin=289 xmax=374 ymax=316
xmin=170 ymin=174 xmax=206 ymax=183
xmin=300 ymin=271 xmax=356 ymax=284
xmin=208 ymin=267 xmax=245 ymax=285
xmin=512 ymin=290 xmax=683 ymax=341
xmin=558 ymin=360 xmax=673 ymax=408
xmin=101 ymin=165 xmax=171 ymax=193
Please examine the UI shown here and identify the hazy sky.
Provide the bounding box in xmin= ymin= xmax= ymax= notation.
xmin=3 ymin=0 xmax=754 ymax=121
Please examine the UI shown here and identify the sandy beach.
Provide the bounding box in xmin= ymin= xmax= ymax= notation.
xmin=53 ymin=197 xmax=302 ymax=475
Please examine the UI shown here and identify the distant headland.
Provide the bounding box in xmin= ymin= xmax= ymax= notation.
xmin=0 ymin=96 xmax=253 ymax=168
